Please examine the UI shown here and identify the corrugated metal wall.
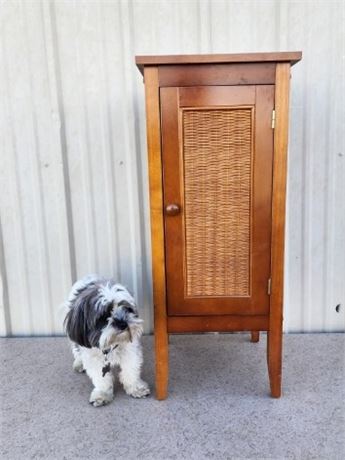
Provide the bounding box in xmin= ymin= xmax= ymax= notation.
xmin=0 ymin=0 xmax=344 ymax=336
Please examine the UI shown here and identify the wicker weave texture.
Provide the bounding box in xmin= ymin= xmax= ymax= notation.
xmin=183 ymin=108 xmax=252 ymax=297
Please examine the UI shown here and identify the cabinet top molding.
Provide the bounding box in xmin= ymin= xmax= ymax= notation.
xmin=135 ymin=51 xmax=302 ymax=75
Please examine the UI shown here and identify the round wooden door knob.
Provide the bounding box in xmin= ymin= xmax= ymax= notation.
xmin=165 ymin=203 xmax=181 ymax=216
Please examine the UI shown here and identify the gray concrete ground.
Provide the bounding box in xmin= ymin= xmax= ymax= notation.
xmin=0 ymin=333 xmax=344 ymax=460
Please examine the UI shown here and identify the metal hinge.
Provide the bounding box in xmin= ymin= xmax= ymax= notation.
xmin=267 ymin=278 xmax=272 ymax=295
xmin=271 ymin=110 xmax=276 ymax=129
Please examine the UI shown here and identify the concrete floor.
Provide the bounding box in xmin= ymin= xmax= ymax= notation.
xmin=0 ymin=333 xmax=344 ymax=460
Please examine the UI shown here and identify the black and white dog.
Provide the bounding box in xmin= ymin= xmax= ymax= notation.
xmin=64 ymin=275 xmax=150 ymax=407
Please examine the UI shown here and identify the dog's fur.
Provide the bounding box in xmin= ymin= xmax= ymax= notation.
xmin=64 ymin=274 xmax=150 ymax=406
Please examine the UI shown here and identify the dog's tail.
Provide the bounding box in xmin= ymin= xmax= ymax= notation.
xmin=66 ymin=274 xmax=103 ymax=308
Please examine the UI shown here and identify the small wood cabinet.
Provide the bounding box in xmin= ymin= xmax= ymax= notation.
xmin=136 ymin=52 xmax=302 ymax=399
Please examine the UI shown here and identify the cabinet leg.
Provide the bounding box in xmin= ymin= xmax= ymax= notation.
xmin=155 ymin=323 xmax=169 ymax=400
xmin=250 ymin=331 xmax=260 ymax=342
xmin=267 ymin=329 xmax=282 ymax=398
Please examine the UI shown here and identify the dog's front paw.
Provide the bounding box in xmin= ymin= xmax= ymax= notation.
xmin=125 ymin=381 xmax=150 ymax=399
xmin=89 ymin=388 xmax=114 ymax=407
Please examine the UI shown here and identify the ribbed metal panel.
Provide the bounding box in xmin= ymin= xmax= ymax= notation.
xmin=0 ymin=0 xmax=344 ymax=335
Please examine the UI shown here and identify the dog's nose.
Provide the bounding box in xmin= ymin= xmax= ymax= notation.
xmin=113 ymin=318 xmax=127 ymax=331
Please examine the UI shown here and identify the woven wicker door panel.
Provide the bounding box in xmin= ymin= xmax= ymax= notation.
xmin=183 ymin=109 xmax=252 ymax=297
xmin=161 ymin=85 xmax=274 ymax=316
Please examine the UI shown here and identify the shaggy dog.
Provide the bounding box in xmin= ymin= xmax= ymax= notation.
xmin=64 ymin=275 xmax=150 ymax=406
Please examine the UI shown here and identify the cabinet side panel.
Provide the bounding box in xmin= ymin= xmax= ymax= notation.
xmin=270 ymin=64 xmax=291 ymax=324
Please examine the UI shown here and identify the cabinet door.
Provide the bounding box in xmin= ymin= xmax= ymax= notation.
xmin=161 ymin=85 xmax=274 ymax=316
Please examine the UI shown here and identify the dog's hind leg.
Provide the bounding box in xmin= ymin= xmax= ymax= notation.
xmin=70 ymin=341 xmax=85 ymax=373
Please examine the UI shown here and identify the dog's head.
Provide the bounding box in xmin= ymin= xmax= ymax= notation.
xmin=64 ymin=280 xmax=143 ymax=349
xmin=98 ymin=297 xmax=144 ymax=349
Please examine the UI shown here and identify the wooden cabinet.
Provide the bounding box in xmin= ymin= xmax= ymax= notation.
xmin=136 ymin=52 xmax=302 ymax=400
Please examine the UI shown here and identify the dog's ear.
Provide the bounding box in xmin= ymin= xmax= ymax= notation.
xmin=64 ymin=300 xmax=91 ymax=348
xmin=64 ymin=287 xmax=113 ymax=348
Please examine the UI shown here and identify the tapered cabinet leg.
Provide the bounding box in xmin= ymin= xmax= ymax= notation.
xmin=266 ymin=62 xmax=291 ymax=399
xmin=142 ymin=66 xmax=169 ymax=400
xmin=250 ymin=331 xmax=260 ymax=342
xmin=267 ymin=329 xmax=282 ymax=398
xmin=155 ymin=323 xmax=169 ymax=400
